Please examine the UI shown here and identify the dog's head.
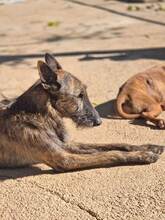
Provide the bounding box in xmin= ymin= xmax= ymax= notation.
xmin=37 ymin=53 xmax=102 ymax=127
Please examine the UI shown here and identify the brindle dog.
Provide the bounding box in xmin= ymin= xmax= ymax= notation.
xmin=0 ymin=54 xmax=164 ymax=171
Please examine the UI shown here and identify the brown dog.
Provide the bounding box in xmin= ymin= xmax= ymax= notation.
xmin=0 ymin=54 xmax=164 ymax=171
xmin=116 ymin=65 xmax=165 ymax=128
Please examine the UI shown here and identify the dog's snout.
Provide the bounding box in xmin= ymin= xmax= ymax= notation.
xmin=91 ymin=108 xmax=102 ymax=126
xmin=93 ymin=117 xmax=102 ymax=126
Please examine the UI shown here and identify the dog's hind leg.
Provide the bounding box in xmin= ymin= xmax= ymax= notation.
xmin=141 ymin=104 xmax=165 ymax=128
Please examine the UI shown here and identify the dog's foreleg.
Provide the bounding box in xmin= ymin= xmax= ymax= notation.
xmin=65 ymin=142 xmax=164 ymax=155
xmin=41 ymin=142 xmax=162 ymax=172
xmin=53 ymin=149 xmax=159 ymax=172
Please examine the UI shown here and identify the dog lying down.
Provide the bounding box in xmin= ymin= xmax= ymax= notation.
xmin=0 ymin=54 xmax=164 ymax=170
xmin=116 ymin=66 xmax=165 ymax=128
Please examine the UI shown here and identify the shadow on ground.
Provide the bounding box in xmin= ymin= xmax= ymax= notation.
xmin=0 ymin=160 xmax=157 ymax=181
xmin=129 ymin=118 xmax=159 ymax=130
xmin=95 ymin=99 xmax=117 ymax=118
xmin=95 ymin=99 xmax=160 ymax=130
xmin=0 ymin=166 xmax=54 ymax=181
xmin=95 ymin=100 xmax=160 ymax=130
xmin=0 ymin=47 xmax=165 ymax=65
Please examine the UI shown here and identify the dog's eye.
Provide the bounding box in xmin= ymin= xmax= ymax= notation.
xmin=78 ymin=92 xmax=84 ymax=99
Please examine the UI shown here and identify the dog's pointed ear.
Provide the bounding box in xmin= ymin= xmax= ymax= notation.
xmin=45 ymin=53 xmax=62 ymax=72
xmin=37 ymin=61 xmax=60 ymax=91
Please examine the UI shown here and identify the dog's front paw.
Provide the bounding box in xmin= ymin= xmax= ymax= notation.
xmin=141 ymin=151 xmax=159 ymax=164
xmin=142 ymin=144 xmax=164 ymax=155
xmin=157 ymin=119 xmax=165 ymax=128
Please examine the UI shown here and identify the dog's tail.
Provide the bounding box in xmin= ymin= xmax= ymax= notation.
xmin=116 ymin=93 xmax=140 ymax=119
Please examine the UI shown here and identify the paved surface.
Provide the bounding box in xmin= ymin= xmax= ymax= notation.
xmin=0 ymin=0 xmax=165 ymax=219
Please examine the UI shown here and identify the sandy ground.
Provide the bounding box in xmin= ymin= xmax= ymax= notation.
xmin=0 ymin=0 xmax=165 ymax=219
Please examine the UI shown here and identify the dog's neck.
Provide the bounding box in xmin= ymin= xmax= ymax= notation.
xmin=9 ymin=80 xmax=50 ymax=114
xmin=4 ymin=80 xmax=69 ymax=143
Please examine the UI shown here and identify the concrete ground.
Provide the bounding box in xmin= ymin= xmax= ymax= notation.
xmin=0 ymin=0 xmax=165 ymax=219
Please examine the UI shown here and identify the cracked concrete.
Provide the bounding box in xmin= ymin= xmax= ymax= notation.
xmin=0 ymin=0 xmax=165 ymax=219
xmin=29 ymin=181 xmax=100 ymax=220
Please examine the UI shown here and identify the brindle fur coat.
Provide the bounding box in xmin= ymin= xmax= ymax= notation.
xmin=0 ymin=54 xmax=164 ymax=171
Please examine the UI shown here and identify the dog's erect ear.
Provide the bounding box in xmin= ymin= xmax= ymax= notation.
xmin=37 ymin=61 xmax=60 ymax=91
xmin=45 ymin=53 xmax=62 ymax=72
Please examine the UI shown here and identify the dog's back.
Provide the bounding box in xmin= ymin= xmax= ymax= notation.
xmin=116 ymin=65 xmax=165 ymax=125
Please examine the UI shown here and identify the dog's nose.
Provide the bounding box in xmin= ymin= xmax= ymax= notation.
xmin=93 ymin=118 xmax=102 ymax=126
